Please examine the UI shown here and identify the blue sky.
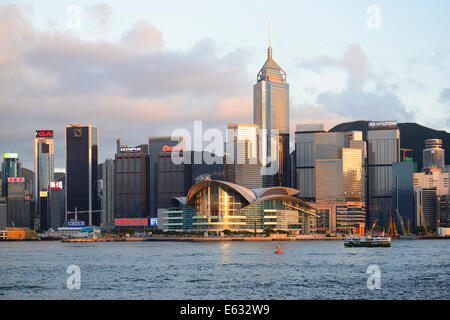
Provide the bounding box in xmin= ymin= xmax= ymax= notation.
xmin=1 ymin=0 xmax=449 ymax=168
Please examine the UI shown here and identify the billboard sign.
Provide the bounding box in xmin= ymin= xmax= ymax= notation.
xmin=40 ymin=191 xmax=48 ymax=197
xmin=35 ymin=130 xmax=54 ymax=138
xmin=3 ymin=153 xmax=18 ymax=159
xmin=50 ymin=181 xmax=63 ymax=189
xmin=120 ymin=147 xmax=142 ymax=153
xmin=8 ymin=177 xmax=25 ymax=183
xmin=150 ymin=218 xmax=158 ymax=226
xmin=68 ymin=220 xmax=86 ymax=227
xmin=162 ymin=145 xmax=183 ymax=152
xmin=368 ymin=121 xmax=397 ymax=130
xmin=114 ymin=218 xmax=148 ymax=226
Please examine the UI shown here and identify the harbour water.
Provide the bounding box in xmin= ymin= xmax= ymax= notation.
xmin=0 ymin=240 xmax=448 ymax=299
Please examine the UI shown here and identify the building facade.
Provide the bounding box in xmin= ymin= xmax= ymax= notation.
xmin=367 ymin=121 xmax=400 ymax=228
xmin=148 ymin=136 xmax=184 ymax=217
xmin=224 ymin=123 xmax=262 ymax=189
xmin=392 ymin=161 xmax=415 ymax=233
xmin=253 ymin=45 xmax=289 ymax=187
xmin=65 ymin=124 xmax=99 ymax=226
xmin=423 ymin=139 xmax=445 ymax=172
xmin=158 ymin=180 xmax=317 ymax=234
xmin=2 ymin=153 xmax=20 ymax=197
xmin=115 ymin=147 xmax=149 ymax=219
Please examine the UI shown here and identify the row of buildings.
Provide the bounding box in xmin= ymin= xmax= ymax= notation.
xmin=1 ymin=42 xmax=449 ymax=235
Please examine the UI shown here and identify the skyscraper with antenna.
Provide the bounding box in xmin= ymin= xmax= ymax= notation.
xmin=253 ymin=25 xmax=290 ymax=187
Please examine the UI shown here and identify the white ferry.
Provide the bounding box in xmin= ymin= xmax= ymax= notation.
xmin=344 ymin=235 xmax=391 ymax=247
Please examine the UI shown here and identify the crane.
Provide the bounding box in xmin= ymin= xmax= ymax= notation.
xmin=395 ymin=209 xmax=407 ymax=235
xmin=369 ymin=218 xmax=378 ymax=235
xmin=66 ymin=207 xmax=104 ymax=226
xmin=388 ymin=210 xmax=398 ymax=237
xmin=419 ymin=205 xmax=430 ymax=236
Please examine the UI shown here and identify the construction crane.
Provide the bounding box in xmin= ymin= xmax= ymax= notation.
xmin=66 ymin=207 xmax=104 ymax=226
xmin=387 ymin=210 xmax=398 ymax=237
xmin=395 ymin=209 xmax=407 ymax=235
xmin=369 ymin=218 xmax=378 ymax=235
xmin=400 ymin=148 xmax=414 ymax=161
xmin=419 ymin=205 xmax=430 ymax=236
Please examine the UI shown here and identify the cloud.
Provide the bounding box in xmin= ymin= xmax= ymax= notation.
xmin=0 ymin=4 xmax=252 ymax=169
xmin=438 ymin=88 xmax=450 ymax=105
xmin=298 ymin=43 xmax=414 ymax=122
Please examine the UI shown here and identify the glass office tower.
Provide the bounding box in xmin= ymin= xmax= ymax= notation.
xmin=65 ymin=124 xmax=99 ymax=226
xmin=34 ymin=130 xmax=55 ymax=230
xmin=367 ymin=122 xmax=400 ymax=228
xmin=2 ymin=153 xmax=20 ymax=197
xmin=254 ymin=45 xmax=289 ymax=187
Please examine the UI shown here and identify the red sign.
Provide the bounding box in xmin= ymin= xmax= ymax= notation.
xmin=50 ymin=181 xmax=63 ymax=189
xmin=8 ymin=177 xmax=25 ymax=183
xmin=114 ymin=218 xmax=148 ymax=226
xmin=162 ymin=145 xmax=183 ymax=152
xmin=36 ymin=130 xmax=54 ymax=138
xmin=25 ymin=196 xmax=31 ymax=200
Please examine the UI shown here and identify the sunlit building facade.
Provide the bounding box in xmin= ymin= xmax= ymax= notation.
xmin=254 ymin=45 xmax=289 ymax=187
xmin=158 ymin=180 xmax=317 ymax=233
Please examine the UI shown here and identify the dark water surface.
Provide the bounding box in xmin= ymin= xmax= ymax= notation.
xmin=0 ymin=240 xmax=448 ymax=299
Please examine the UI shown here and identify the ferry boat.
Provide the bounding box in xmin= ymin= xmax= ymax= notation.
xmin=344 ymin=235 xmax=391 ymax=247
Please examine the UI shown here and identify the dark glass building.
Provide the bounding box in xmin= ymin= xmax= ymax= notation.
xmin=367 ymin=121 xmax=400 ymax=229
xmin=148 ymin=136 xmax=184 ymax=217
xmin=2 ymin=153 xmax=20 ymax=197
xmin=392 ymin=161 xmax=414 ymax=233
xmin=65 ymin=124 xmax=99 ymax=226
xmin=115 ymin=146 xmax=149 ymax=218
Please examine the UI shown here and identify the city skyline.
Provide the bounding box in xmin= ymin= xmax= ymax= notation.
xmin=1 ymin=1 xmax=450 ymax=170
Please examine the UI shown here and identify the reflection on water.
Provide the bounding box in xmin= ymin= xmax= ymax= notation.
xmin=0 ymin=240 xmax=449 ymax=299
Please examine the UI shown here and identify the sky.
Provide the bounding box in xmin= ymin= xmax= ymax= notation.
xmin=0 ymin=0 xmax=449 ymax=169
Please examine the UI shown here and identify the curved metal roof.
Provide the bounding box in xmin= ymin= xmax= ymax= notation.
xmin=185 ymin=180 xmax=302 ymax=206
xmin=185 ymin=180 xmax=257 ymax=204
xmin=242 ymin=194 xmax=315 ymax=211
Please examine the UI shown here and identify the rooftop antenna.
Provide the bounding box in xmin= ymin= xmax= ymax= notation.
xmin=268 ymin=22 xmax=272 ymax=59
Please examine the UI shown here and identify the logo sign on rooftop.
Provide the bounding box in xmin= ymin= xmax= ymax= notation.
xmin=3 ymin=153 xmax=18 ymax=159
xmin=120 ymin=147 xmax=142 ymax=153
xmin=162 ymin=145 xmax=183 ymax=152
xmin=35 ymin=130 xmax=54 ymax=138
xmin=8 ymin=177 xmax=24 ymax=183
xmin=50 ymin=181 xmax=63 ymax=189
xmin=368 ymin=121 xmax=397 ymax=130
xmin=68 ymin=220 xmax=85 ymax=228
xmin=115 ymin=218 xmax=148 ymax=226
xmin=40 ymin=191 xmax=48 ymax=198
xmin=150 ymin=218 xmax=158 ymax=226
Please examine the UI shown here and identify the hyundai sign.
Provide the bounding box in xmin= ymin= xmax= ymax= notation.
xmin=368 ymin=121 xmax=397 ymax=130
xmin=115 ymin=218 xmax=148 ymax=226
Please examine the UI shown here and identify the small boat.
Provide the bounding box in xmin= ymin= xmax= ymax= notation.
xmin=275 ymin=244 xmax=283 ymax=254
xmin=344 ymin=235 xmax=391 ymax=247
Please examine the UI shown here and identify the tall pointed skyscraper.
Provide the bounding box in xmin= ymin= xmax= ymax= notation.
xmin=253 ymin=36 xmax=290 ymax=187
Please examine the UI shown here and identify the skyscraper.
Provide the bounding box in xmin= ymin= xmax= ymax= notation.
xmin=65 ymin=124 xmax=99 ymax=226
xmin=2 ymin=153 xmax=20 ymax=197
xmin=115 ymin=146 xmax=149 ymax=219
xmin=224 ymin=123 xmax=262 ymax=189
xmin=367 ymin=121 xmax=400 ymax=228
xmin=423 ymin=139 xmax=445 ymax=172
xmin=253 ymin=42 xmax=289 ymax=187
xmin=34 ymin=130 xmax=54 ymax=230
xmin=148 ymin=136 xmax=184 ymax=217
